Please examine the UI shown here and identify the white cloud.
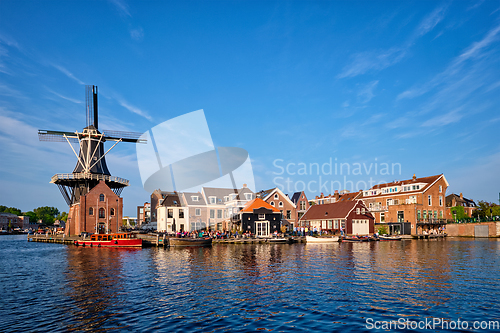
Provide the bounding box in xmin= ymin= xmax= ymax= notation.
xmin=337 ymin=47 xmax=407 ymax=78
xmin=415 ymin=5 xmax=447 ymax=37
xmin=51 ymin=64 xmax=85 ymax=85
xmin=117 ymin=98 xmax=152 ymax=121
xmin=130 ymin=27 xmax=144 ymax=41
xmin=108 ymin=0 xmax=131 ymax=17
xmin=357 ymin=80 xmax=379 ymax=104
xmin=421 ymin=107 xmax=464 ymax=127
xmin=45 ymin=86 xmax=82 ymax=104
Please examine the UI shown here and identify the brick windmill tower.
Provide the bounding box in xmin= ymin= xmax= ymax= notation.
xmin=38 ymin=85 xmax=145 ymax=236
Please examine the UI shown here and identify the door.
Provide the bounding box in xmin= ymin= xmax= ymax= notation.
xmin=255 ymin=221 xmax=269 ymax=237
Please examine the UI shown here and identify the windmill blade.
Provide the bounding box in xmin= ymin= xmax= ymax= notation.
xmin=102 ymin=129 xmax=147 ymax=143
xmin=38 ymin=130 xmax=79 ymax=143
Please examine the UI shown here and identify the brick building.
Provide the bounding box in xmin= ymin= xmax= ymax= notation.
xmin=66 ymin=181 xmax=123 ymax=235
xmin=299 ymin=200 xmax=374 ymax=235
xmin=445 ymin=193 xmax=477 ymax=219
xmin=361 ymin=174 xmax=449 ymax=235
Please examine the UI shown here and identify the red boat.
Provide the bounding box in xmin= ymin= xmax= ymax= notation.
xmin=74 ymin=233 xmax=143 ymax=248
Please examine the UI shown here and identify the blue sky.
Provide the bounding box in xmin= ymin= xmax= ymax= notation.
xmin=1 ymin=0 xmax=500 ymax=216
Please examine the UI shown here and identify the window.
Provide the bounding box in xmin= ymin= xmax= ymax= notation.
xmin=300 ymin=201 xmax=306 ymax=210
xmin=394 ymin=199 xmax=399 ymax=205
xmin=417 ymin=210 xmax=421 ymax=220
xmin=423 ymin=210 xmax=427 ymax=220
xmin=274 ymin=194 xmax=279 ymax=200
xmin=356 ymin=208 xmax=360 ymax=214
xmin=428 ymin=195 xmax=432 ymax=206
xmin=99 ymin=208 xmax=105 ymax=218
xmin=361 ymin=208 xmax=365 ymax=214
xmin=179 ymin=209 xmax=184 ymax=218
xmin=270 ymin=202 xmax=275 ymax=207
xmin=224 ymin=196 xmax=229 ymax=202
xmin=209 ymin=196 xmax=216 ymax=204
xmin=439 ymin=210 xmax=443 ymax=218
xmin=210 ymin=210 xmax=214 ymax=218
xmin=217 ymin=210 xmax=222 ymax=219
xmin=387 ymin=199 xmax=393 ymax=206
xmin=439 ymin=196 xmax=443 ymax=206
xmin=195 ymin=208 xmax=201 ymax=216
xmin=89 ymin=207 xmax=94 ymax=216
xmin=245 ymin=193 xmax=253 ymax=200
xmin=380 ymin=212 xmax=385 ymax=222
xmin=110 ymin=208 xmax=115 ymax=216
xmin=328 ymin=220 xmax=333 ymax=229
xmin=286 ymin=210 xmax=291 ymax=219
xmin=439 ymin=185 xmax=442 ymax=193
xmin=279 ymin=201 xmax=283 ymax=207
xmin=168 ymin=209 xmax=173 ymax=218
xmin=192 ymin=196 xmax=199 ymax=202
xmin=99 ymin=194 xmax=105 ymax=202
xmin=434 ymin=211 xmax=437 ymax=219
xmin=334 ymin=220 xmax=339 ymax=229
xmin=258 ymin=214 xmax=265 ymax=220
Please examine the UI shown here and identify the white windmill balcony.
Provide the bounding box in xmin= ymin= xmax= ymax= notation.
xmin=50 ymin=173 xmax=129 ymax=186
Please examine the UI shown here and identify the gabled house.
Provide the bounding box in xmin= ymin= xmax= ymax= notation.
xmin=257 ymin=187 xmax=297 ymax=229
xmin=201 ymin=185 xmax=254 ymax=231
xmin=156 ymin=192 xmax=185 ymax=232
xmin=290 ymin=191 xmax=310 ymax=224
xmin=299 ymin=200 xmax=374 ymax=235
xmin=180 ymin=192 xmax=208 ymax=231
xmin=240 ymin=198 xmax=281 ymax=237
xmin=446 ymin=193 xmax=477 ymax=219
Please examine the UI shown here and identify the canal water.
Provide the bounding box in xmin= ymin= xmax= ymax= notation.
xmin=1 ymin=235 xmax=499 ymax=332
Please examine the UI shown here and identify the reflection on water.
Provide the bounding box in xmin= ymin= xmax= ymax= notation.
xmin=1 ymin=236 xmax=500 ymax=332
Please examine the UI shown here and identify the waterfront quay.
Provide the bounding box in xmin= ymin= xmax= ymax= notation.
xmin=27 ymin=234 xmax=312 ymax=247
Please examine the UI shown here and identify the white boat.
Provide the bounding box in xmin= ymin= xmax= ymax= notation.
xmin=306 ymin=235 xmax=339 ymax=243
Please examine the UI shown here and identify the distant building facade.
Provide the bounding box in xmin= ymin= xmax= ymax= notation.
xmin=299 ymin=200 xmax=374 ymax=235
xmin=361 ymin=174 xmax=449 ymax=235
xmin=446 ymin=193 xmax=477 ymax=219
xmin=240 ymin=198 xmax=281 ymax=237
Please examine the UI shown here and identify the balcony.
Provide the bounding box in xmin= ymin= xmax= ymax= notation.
xmin=368 ymin=205 xmax=388 ymax=212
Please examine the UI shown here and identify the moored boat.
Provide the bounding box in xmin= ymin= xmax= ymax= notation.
xmin=306 ymin=235 xmax=339 ymax=243
xmin=168 ymin=237 xmax=212 ymax=247
xmin=341 ymin=236 xmax=370 ymax=242
xmin=74 ymin=233 xmax=142 ymax=247
xmin=378 ymin=235 xmax=402 ymax=241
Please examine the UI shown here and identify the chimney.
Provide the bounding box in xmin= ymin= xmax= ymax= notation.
xmin=334 ymin=191 xmax=340 ymax=201
xmin=460 ymin=193 xmax=463 ymax=200
xmin=412 ymin=174 xmax=416 ymax=181
xmin=243 ymin=184 xmax=247 ymax=188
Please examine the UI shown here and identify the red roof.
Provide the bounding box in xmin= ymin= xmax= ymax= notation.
xmin=301 ymin=201 xmax=373 ymax=220
xmin=241 ymin=198 xmax=280 ymax=213
xmin=371 ymin=174 xmax=442 ymax=190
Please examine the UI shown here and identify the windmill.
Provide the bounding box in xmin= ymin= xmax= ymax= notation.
xmin=38 ymin=85 xmax=146 ymax=206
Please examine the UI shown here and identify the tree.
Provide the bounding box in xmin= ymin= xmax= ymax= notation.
xmin=474 ymin=201 xmax=500 ymax=219
xmin=56 ymin=211 xmax=68 ymax=222
xmin=0 ymin=205 xmax=22 ymax=215
xmin=450 ymin=206 xmax=468 ymax=220
xmin=31 ymin=206 xmax=60 ymax=225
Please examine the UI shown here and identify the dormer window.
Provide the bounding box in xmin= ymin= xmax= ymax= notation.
xmin=245 ymin=193 xmax=253 ymax=200
xmin=192 ymin=196 xmax=199 ymax=202
xmin=209 ymin=197 xmax=216 ymax=204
